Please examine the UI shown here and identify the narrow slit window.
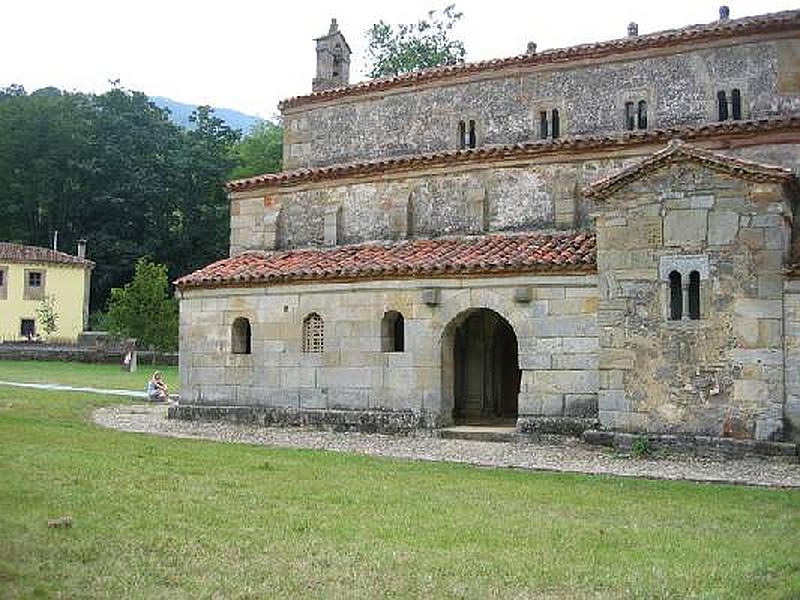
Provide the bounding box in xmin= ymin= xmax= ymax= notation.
xmin=303 ymin=313 xmax=324 ymax=353
xmin=551 ymin=109 xmax=560 ymax=139
xmin=731 ymin=89 xmax=742 ymax=120
xmin=717 ymin=90 xmax=729 ymax=121
xmin=468 ymin=120 xmax=476 ymax=148
xmin=688 ymin=271 xmax=701 ymax=320
xmin=231 ymin=317 xmax=252 ymax=354
xmin=458 ymin=120 xmax=466 ymax=150
xmin=381 ymin=311 xmax=405 ymax=352
xmin=539 ymin=111 xmax=549 ymax=139
xmin=637 ymin=100 xmax=648 ymax=129
xmin=669 ymin=271 xmax=683 ymax=320
xmin=624 ymin=101 xmax=635 ymax=131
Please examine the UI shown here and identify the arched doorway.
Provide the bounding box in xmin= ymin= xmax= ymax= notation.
xmin=444 ymin=308 xmax=520 ymax=425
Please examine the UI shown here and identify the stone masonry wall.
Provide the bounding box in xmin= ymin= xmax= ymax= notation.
xmin=595 ymin=165 xmax=792 ymax=441
xmin=177 ymin=274 xmax=598 ymax=432
xmin=784 ymin=280 xmax=800 ymax=442
xmin=283 ymin=38 xmax=800 ymax=169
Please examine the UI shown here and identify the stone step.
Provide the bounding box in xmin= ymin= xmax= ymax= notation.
xmin=435 ymin=425 xmax=518 ymax=443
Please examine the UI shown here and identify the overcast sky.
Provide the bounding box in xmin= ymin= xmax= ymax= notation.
xmin=3 ymin=0 xmax=797 ymax=120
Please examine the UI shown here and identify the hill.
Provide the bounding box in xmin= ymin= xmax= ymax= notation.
xmin=151 ymin=96 xmax=262 ymax=134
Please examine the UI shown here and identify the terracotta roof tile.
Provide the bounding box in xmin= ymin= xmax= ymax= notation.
xmin=279 ymin=10 xmax=800 ymax=110
xmin=0 ymin=243 xmax=94 ymax=267
xmin=583 ymin=140 xmax=798 ymax=199
xmin=227 ymin=117 xmax=800 ymax=193
xmin=175 ymin=232 xmax=596 ymax=290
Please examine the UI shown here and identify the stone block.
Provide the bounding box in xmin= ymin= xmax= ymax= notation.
xmin=564 ymin=394 xmax=598 ymax=418
xmin=599 ymin=349 xmax=636 ymax=370
xmin=518 ymin=351 xmax=551 ymax=370
xmin=513 ymin=286 xmax=532 ymax=303
xmin=551 ymin=353 xmax=598 ymax=370
xmin=533 ymin=370 xmax=599 ymax=394
xmin=598 ymin=389 xmax=630 ymax=411
xmin=664 ymin=210 xmax=707 ymax=246
xmin=534 ymin=287 xmax=566 ymax=300
xmin=299 ymin=389 xmax=327 ymax=409
xmin=757 ymin=275 xmax=784 ymax=299
xmin=327 ymin=389 xmax=369 ymax=410
xmin=564 ymin=287 xmax=597 ymax=298
xmin=599 ymin=369 xmax=624 ymax=390
xmin=531 ymin=394 xmax=564 ymax=416
xmin=707 ymin=211 xmax=739 ymax=245
xmin=532 ymin=315 xmax=598 ymax=338
xmin=561 ymin=337 xmax=599 ymax=353
xmin=422 ymin=288 xmax=440 ymax=306
xmin=733 ymin=380 xmax=769 ymax=404
xmin=734 ymin=299 xmax=782 ymax=319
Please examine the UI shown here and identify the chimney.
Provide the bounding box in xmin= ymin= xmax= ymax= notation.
xmin=719 ymin=5 xmax=730 ymax=20
xmin=526 ymin=42 xmax=537 ymax=55
xmin=628 ymin=22 xmax=638 ymax=37
xmin=77 ymin=239 xmax=87 ymax=260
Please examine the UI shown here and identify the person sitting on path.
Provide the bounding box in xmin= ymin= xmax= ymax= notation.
xmin=146 ymin=371 xmax=169 ymax=403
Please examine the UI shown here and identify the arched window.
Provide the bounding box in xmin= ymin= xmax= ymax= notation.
xmin=551 ymin=109 xmax=560 ymax=139
xmin=624 ymin=101 xmax=635 ymax=131
xmin=302 ymin=313 xmax=324 ymax=353
xmin=468 ymin=119 xmax=476 ymax=148
xmin=232 ymin=317 xmax=252 ymax=354
xmin=458 ymin=120 xmax=466 ymax=149
xmin=717 ymin=90 xmax=729 ymax=121
xmin=731 ymin=88 xmax=742 ymax=121
xmin=539 ymin=111 xmax=549 ymax=139
xmin=669 ymin=271 xmax=682 ymax=320
xmin=637 ymin=100 xmax=648 ymax=129
xmin=381 ymin=311 xmax=405 ymax=352
xmin=688 ymin=271 xmax=701 ymax=320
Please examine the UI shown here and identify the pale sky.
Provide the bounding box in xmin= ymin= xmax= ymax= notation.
xmin=3 ymin=0 xmax=797 ymax=120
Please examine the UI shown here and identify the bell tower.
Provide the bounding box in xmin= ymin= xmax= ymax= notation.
xmin=312 ymin=19 xmax=351 ymax=92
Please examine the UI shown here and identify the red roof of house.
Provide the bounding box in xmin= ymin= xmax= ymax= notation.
xmin=583 ymin=140 xmax=798 ymax=199
xmin=175 ymin=232 xmax=596 ymax=290
xmin=0 ymin=243 xmax=94 ymax=267
xmin=227 ymin=117 xmax=800 ymax=193
xmin=279 ymin=10 xmax=800 ymax=111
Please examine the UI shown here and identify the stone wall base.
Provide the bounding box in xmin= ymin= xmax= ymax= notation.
xmin=517 ymin=416 xmax=598 ymax=436
xmin=583 ymin=430 xmax=798 ymax=461
xmin=168 ymin=404 xmax=443 ymax=435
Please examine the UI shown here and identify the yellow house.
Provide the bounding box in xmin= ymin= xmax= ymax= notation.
xmin=0 ymin=242 xmax=93 ymax=343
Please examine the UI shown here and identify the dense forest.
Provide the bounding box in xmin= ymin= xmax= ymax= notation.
xmin=0 ymin=84 xmax=282 ymax=315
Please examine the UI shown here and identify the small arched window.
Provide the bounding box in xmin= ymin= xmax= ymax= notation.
xmin=688 ymin=271 xmax=701 ymax=320
xmin=458 ymin=120 xmax=466 ymax=149
xmin=551 ymin=109 xmax=560 ymax=139
xmin=717 ymin=90 xmax=729 ymax=121
xmin=232 ymin=317 xmax=252 ymax=354
xmin=468 ymin=119 xmax=476 ymax=148
xmin=539 ymin=111 xmax=549 ymax=139
xmin=624 ymin=101 xmax=635 ymax=131
xmin=730 ymin=89 xmax=742 ymax=121
xmin=381 ymin=311 xmax=405 ymax=352
xmin=302 ymin=313 xmax=324 ymax=353
xmin=669 ymin=271 xmax=683 ymax=321
xmin=637 ymin=100 xmax=648 ymax=129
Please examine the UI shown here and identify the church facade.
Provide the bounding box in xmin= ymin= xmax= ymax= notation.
xmin=174 ymin=9 xmax=800 ymax=445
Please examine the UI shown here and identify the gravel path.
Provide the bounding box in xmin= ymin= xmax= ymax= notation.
xmin=93 ymin=403 xmax=800 ymax=489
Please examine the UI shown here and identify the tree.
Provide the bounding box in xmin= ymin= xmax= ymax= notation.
xmin=365 ymin=4 xmax=466 ymax=79
xmin=230 ymin=120 xmax=283 ymax=180
xmin=36 ymin=295 xmax=60 ymax=338
xmin=105 ymin=258 xmax=178 ymax=352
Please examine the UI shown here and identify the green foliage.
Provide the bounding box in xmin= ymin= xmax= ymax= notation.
xmin=631 ymin=435 xmax=653 ymax=458
xmin=105 ymin=258 xmax=178 ymax=352
xmin=35 ymin=295 xmax=59 ymax=337
xmin=230 ymin=120 xmax=283 ymax=179
xmin=366 ymin=4 xmax=466 ymax=79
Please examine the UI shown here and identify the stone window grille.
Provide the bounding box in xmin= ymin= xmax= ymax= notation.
xmin=303 ymin=312 xmax=324 ymax=353
xmin=717 ymin=89 xmax=742 ymax=121
xmin=663 ymin=259 xmax=707 ymax=322
xmin=539 ymin=110 xmax=560 ymax=140
xmin=381 ymin=311 xmax=405 ymax=352
xmin=231 ymin=317 xmax=252 ymax=354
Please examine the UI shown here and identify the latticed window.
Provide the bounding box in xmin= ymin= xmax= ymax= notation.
xmin=303 ymin=313 xmax=324 ymax=353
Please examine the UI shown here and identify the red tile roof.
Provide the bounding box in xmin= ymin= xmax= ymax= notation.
xmin=175 ymin=232 xmax=596 ymax=290
xmin=279 ymin=10 xmax=800 ymax=111
xmin=0 ymin=243 xmax=94 ymax=267
xmin=583 ymin=140 xmax=798 ymax=199
xmin=227 ymin=116 xmax=800 ymax=193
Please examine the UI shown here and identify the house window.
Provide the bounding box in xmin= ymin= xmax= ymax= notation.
xmin=231 ymin=317 xmax=252 ymax=354
xmin=539 ymin=109 xmax=560 ymax=139
xmin=302 ymin=313 xmax=324 ymax=353
xmin=0 ymin=267 xmax=6 ymax=300
xmin=23 ymin=269 xmax=45 ymax=300
xmin=688 ymin=271 xmax=701 ymax=320
xmin=717 ymin=89 xmax=742 ymax=121
xmin=20 ymin=318 xmax=35 ymax=340
xmin=669 ymin=271 xmax=682 ymax=320
xmin=381 ymin=311 xmax=405 ymax=352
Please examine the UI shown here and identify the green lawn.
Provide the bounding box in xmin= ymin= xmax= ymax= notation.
xmin=0 ymin=387 xmax=798 ymax=598
xmin=0 ymin=360 xmax=179 ymax=392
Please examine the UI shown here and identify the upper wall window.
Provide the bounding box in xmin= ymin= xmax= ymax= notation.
xmin=539 ymin=109 xmax=560 ymax=140
xmin=23 ymin=269 xmax=45 ymax=301
xmin=381 ymin=311 xmax=405 ymax=352
xmin=717 ymin=88 xmax=742 ymax=121
xmin=302 ymin=312 xmax=324 ymax=353
xmin=458 ymin=119 xmax=477 ymax=150
xmin=624 ymin=100 xmax=648 ymax=130
xmin=0 ymin=267 xmax=7 ymax=300
xmin=231 ymin=317 xmax=252 ymax=355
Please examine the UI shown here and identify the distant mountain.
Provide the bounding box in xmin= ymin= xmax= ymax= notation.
xmin=150 ymin=96 xmax=262 ymax=134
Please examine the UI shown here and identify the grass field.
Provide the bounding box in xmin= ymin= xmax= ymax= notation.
xmin=0 ymin=360 xmax=179 ymax=392
xmin=0 ymin=383 xmax=798 ymax=598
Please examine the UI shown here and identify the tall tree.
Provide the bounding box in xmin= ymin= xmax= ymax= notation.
xmin=365 ymin=4 xmax=466 ymax=79
xmin=230 ymin=120 xmax=283 ymax=180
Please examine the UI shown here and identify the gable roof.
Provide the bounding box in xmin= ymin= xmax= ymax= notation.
xmin=227 ymin=116 xmax=800 ymax=193
xmin=175 ymin=231 xmax=596 ymax=290
xmin=280 ymin=9 xmax=800 ymax=111
xmin=582 ymin=140 xmax=797 ymax=200
xmin=0 ymin=243 xmax=94 ymax=268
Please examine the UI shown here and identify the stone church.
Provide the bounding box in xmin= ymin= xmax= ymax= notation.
xmin=174 ymin=8 xmax=800 ymax=448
